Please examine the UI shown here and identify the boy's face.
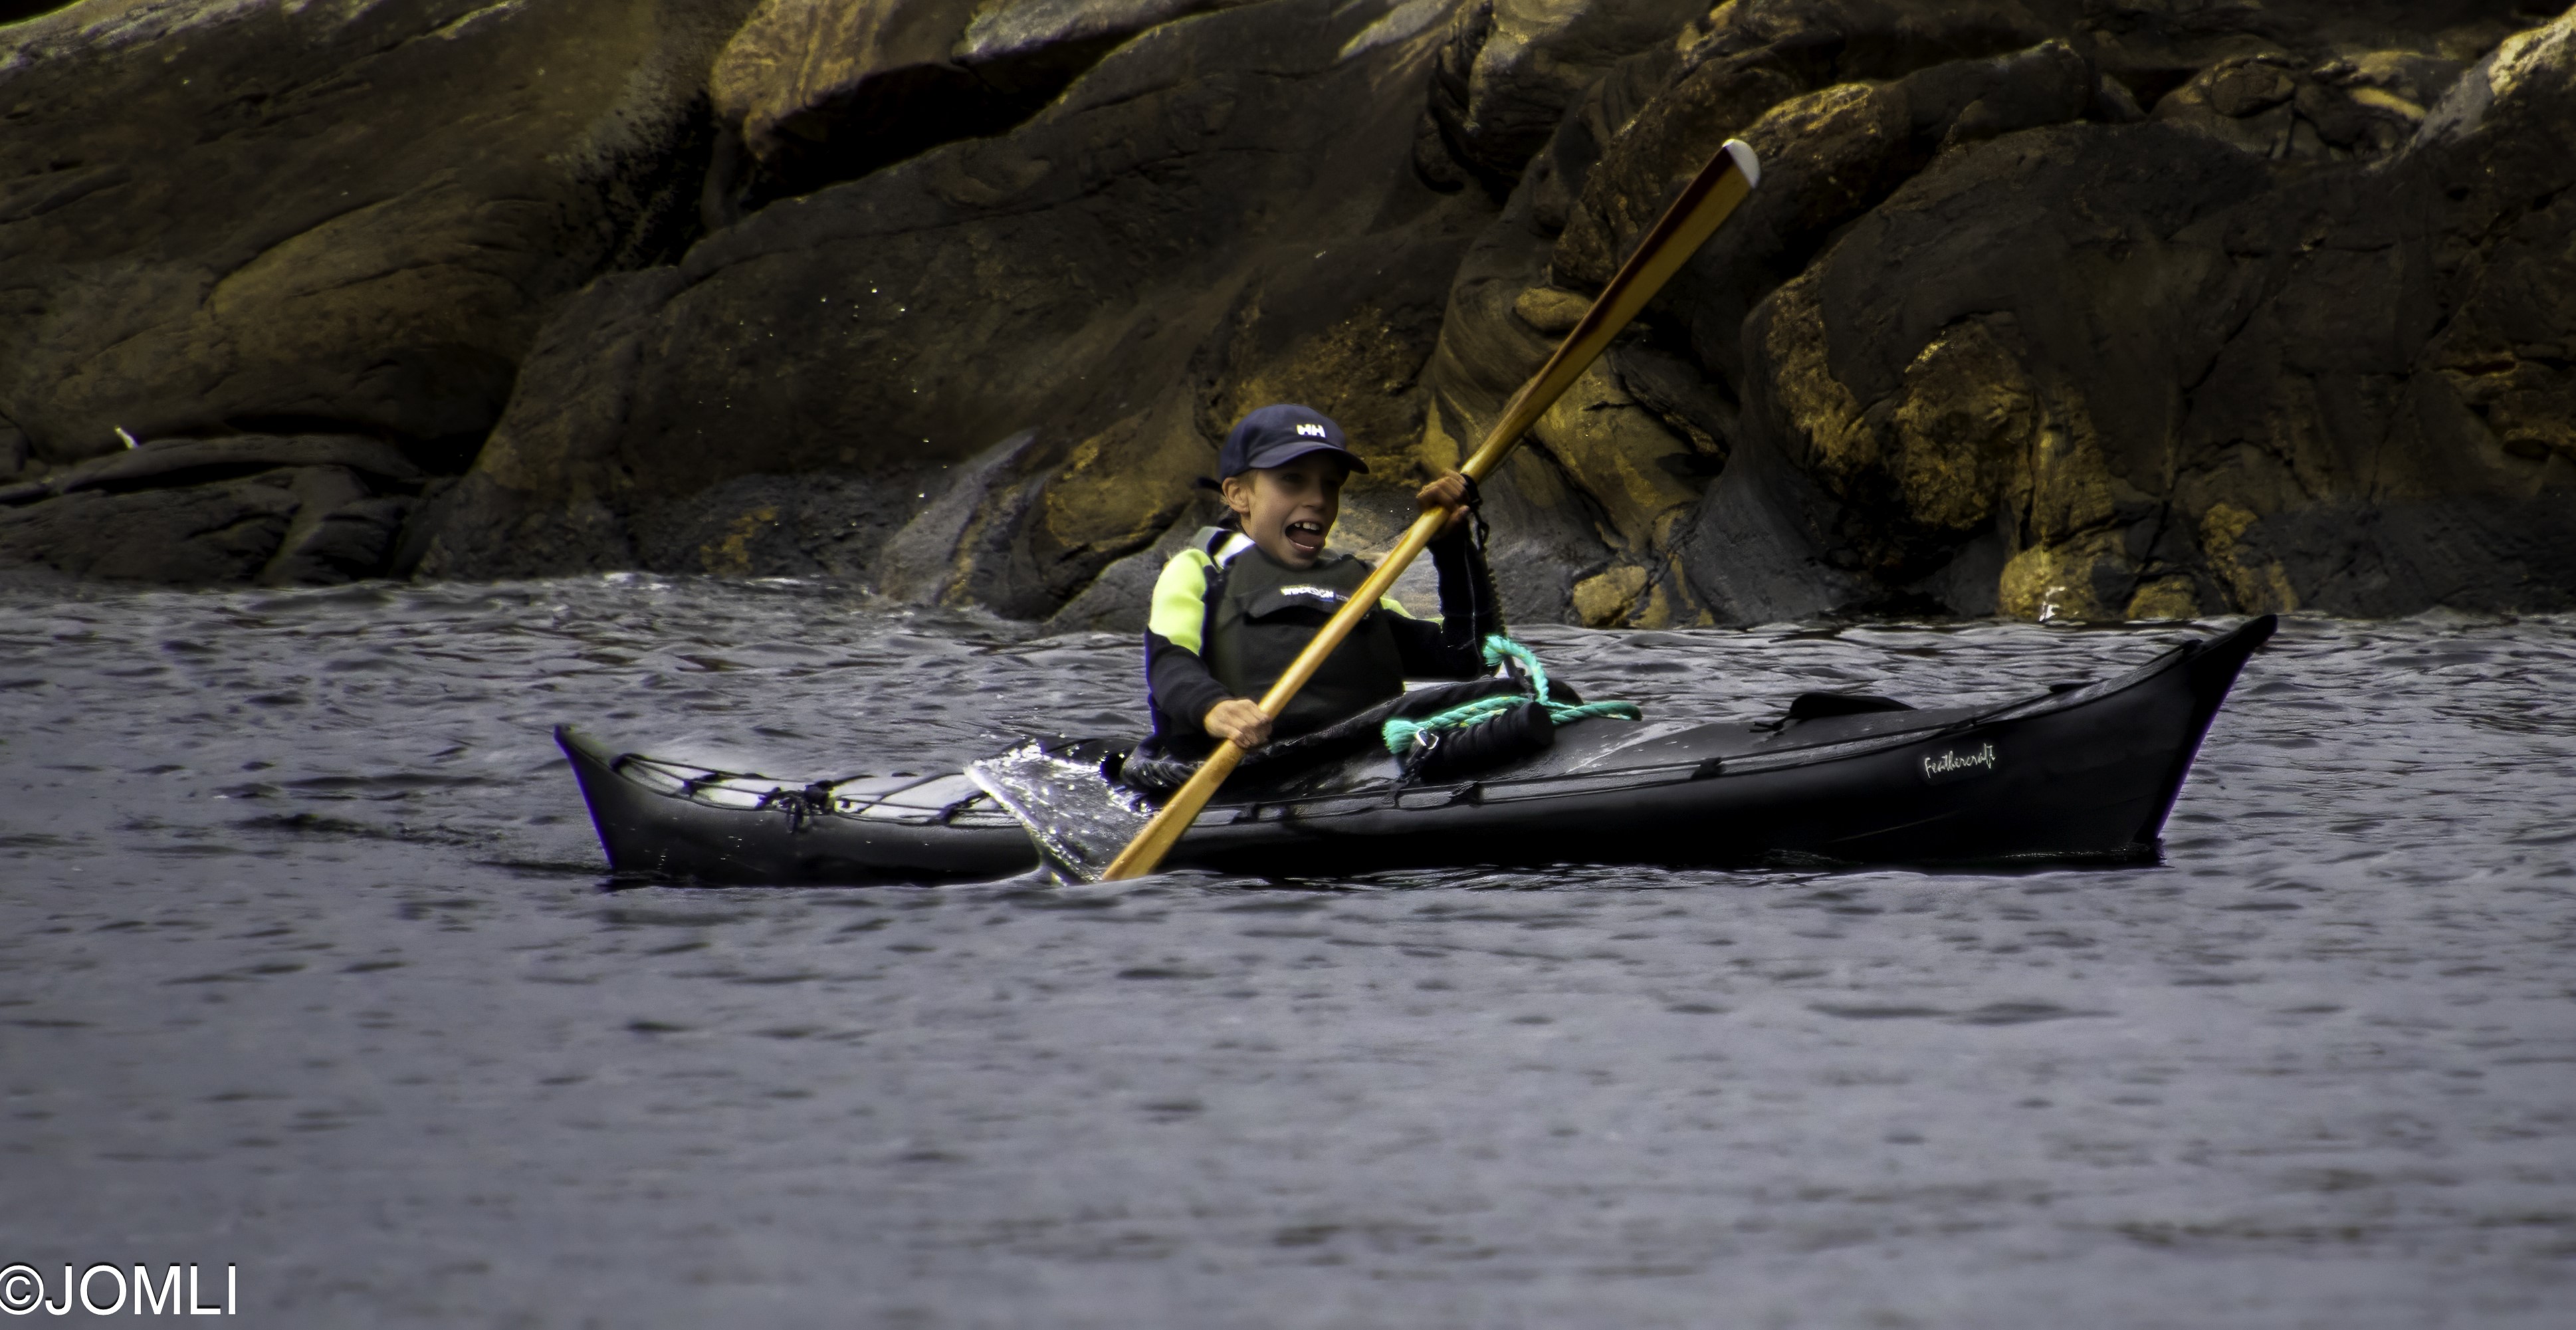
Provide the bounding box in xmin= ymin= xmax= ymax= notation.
xmin=1221 ymin=453 xmax=1348 ymax=569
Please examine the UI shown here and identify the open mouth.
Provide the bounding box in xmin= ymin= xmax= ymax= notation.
xmin=1284 ymin=519 xmax=1327 ymax=556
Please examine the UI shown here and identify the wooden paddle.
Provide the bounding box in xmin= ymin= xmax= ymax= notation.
xmin=1099 ymin=138 xmax=1763 ymax=881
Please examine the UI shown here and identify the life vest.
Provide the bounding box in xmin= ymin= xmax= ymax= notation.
xmin=1193 ymin=528 xmax=1408 ymax=737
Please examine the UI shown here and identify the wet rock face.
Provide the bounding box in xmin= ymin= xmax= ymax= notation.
xmin=707 ymin=0 xmax=1261 ymax=205
xmin=1414 ymin=0 xmax=1711 ymax=191
xmin=417 ymin=0 xmax=1489 ymax=617
xmin=5 ymin=0 xmax=2574 ymax=624
xmin=0 ymin=435 xmax=434 ymax=584
xmin=0 ymin=0 xmax=748 ymax=464
xmin=0 ymin=0 xmax=752 ymax=582
xmin=1423 ymin=0 xmax=2574 ymax=625
xmin=1687 ymin=4 xmax=2576 ymax=623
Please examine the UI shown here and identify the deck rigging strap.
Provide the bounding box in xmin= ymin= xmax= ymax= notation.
xmin=1380 ymin=637 xmax=1642 ymax=754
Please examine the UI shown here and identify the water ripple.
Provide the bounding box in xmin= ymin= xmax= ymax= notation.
xmin=2 ymin=578 xmax=2571 ymax=1325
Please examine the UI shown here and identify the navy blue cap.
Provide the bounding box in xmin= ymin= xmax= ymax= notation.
xmin=1218 ymin=403 xmax=1370 ymax=479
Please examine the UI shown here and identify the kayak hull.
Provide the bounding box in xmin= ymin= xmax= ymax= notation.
xmin=560 ymin=616 xmax=2274 ymax=883
xmin=559 ymin=741 xmax=1038 ymax=885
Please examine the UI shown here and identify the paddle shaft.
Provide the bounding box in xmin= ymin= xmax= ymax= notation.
xmin=1099 ymin=140 xmax=1761 ymax=881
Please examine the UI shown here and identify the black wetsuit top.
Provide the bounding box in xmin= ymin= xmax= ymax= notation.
xmin=1142 ymin=523 xmax=1501 ymax=752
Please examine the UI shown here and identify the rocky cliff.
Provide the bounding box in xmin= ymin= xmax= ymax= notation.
xmin=4 ymin=0 xmax=2571 ymax=626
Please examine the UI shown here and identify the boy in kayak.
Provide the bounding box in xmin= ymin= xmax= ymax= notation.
xmin=1130 ymin=403 xmax=1509 ymax=784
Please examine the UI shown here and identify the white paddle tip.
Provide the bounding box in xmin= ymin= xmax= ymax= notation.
xmin=1723 ymin=138 xmax=1760 ymax=189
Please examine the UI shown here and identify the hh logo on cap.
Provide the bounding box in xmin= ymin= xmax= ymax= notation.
xmin=1296 ymin=423 xmax=1327 ymax=438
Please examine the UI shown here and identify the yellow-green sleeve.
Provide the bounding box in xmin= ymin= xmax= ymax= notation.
xmin=1148 ymin=551 xmax=1216 ymax=654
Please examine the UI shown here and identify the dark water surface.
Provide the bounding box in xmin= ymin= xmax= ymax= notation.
xmin=4 ymin=578 xmax=2572 ymax=1327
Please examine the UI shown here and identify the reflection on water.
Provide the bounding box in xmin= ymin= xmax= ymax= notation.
xmin=3 ymin=576 xmax=2571 ymax=1326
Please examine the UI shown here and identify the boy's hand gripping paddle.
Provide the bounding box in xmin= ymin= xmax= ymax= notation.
xmin=1094 ymin=138 xmax=1762 ymax=882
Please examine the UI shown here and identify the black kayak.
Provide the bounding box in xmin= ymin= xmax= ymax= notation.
xmin=558 ymin=615 xmax=2274 ymax=884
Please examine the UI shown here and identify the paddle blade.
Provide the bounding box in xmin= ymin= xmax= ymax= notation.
xmin=967 ymin=742 xmax=1153 ymax=884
